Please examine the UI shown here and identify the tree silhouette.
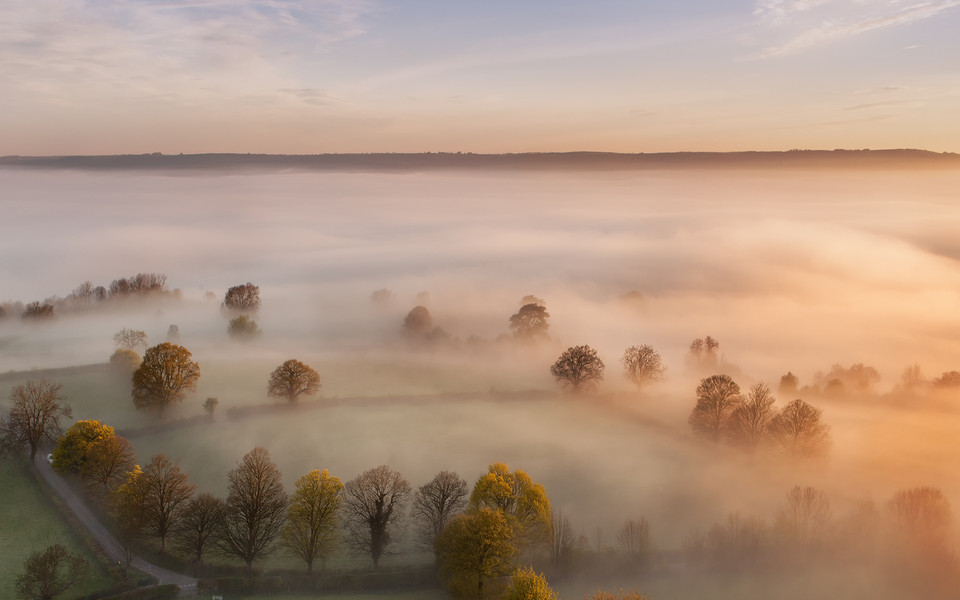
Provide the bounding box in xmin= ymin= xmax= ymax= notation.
xmin=621 ymin=345 xmax=666 ymax=390
xmin=15 ymin=545 xmax=87 ymax=600
xmin=219 ymin=447 xmax=288 ymax=570
xmin=131 ymin=343 xmax=200 ymax=416
xmin=267 ymin=359 xmax=321 ymax=403
xmin=551 ymin=345 xmax=605 ymax=392
xmin=1 ymin=379 xmax=71 ymax=461
xmin=343 ymin=465 xmax=411 ymax=568
xmin=768 ymin=398 xmax=830 ymax=458
xmin=689 ymin=374 xmax=742 ymax=442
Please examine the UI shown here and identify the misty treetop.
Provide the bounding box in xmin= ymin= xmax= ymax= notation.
xmin=131 ymin=342 xmax=201 ymax=416
xmin=222 ymin=282 xmax=261 ymax=313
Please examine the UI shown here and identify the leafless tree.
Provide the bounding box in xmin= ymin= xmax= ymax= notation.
xmin=113 ymin=328 xmax=147 ymax=351
xmin=81 ymin=435 xmax=135 ymax=492
xmin=775 ymin=486 xmax=831 ymax=545
xmin=768 ymin=398 xmax=830 ymax=458
xmin=219 ymin=447 xmax=288 ymax=569
xmin=15 ymin=544 xmax=88 ymax=600
xmin=413 ymin=470 xmax=469 ymax=553
xmin=617 ymin=517 xmax=651 ymax=561
xmin=725 ymin=383 xmax=775 ymax=451
xmin=1 ymin=379 xmax=71 ymax=460
xmin=222 ymin=282 xmax=261 ymax=313
xmin=142 ymin=454 xmax=196 ymax=553
xmin=343 ymin=465 xmax=411 ymax=568
xmin=778 ymin=372 xmax=799 ymax=396
xmin=550 ymin=512 xmax=576 ymax=570
xmin=175 ymin=492 xmax=226 ymax=568
xmin=21 ymin=301 xmax=55 ymax=320
xmin=688 ymin=374 xmax=742 ymax=442
xmin=887 ymin=486 xmax=951 ymax=540
xmin=551 ymin=345 xmax=605 ymax=392
xmin=267 ymin=359 xmax=322 ymax=403
xmin=620 ymin=345 xmax=666 ymax=390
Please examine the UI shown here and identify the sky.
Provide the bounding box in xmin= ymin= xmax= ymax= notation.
xmin=1 ymin=0 xmax=959 ymax=154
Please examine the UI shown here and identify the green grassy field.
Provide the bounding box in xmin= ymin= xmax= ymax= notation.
xmin=0 ymin=459 xmax=114 ymax=599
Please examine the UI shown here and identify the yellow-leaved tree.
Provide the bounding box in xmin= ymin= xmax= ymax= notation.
xmin=282 ymin=469 xmax=343 ymax=572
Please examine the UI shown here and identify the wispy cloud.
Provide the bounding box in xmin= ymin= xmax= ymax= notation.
xmin=751 ymin=0 xmax=960 ymax=57
xmin=0 ymin=0 xmax=376 ymax=107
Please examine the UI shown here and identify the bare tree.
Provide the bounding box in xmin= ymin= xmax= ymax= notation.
xmin=778 ymin=372 xmax=799 ymax=396
xmin=267 ymin=359 xmax=322 ymax=403
xmin=775 ymin=486 xmax=831 ymax=545
xmin=550 ymin=512 xmax=576 ymax=570
xmin=617 ymin=517 xmax=651 ymax=561
xmin=887 ymin=486 xmax=951 ymax=540
xmin=688 ymin=336 xmax=719 ymax=371
xmin=413 ymin=470 xmax=469 ymax=553
xmin=222 ymin=282 xmax=261 ymax=313
xmin=113 ymin=328 xmax=147 ymax=351
xmin=1 ymin=379 xmax=71 ymax=460
xmin=80 ymin=435 xmax=135 ymax=492
xmin=620 ymin=345 xmax=666 ymax=390
xmin=219 ymin=447 xmax=288 ymax=569
xmin=175 ymin=493 xmax=226 ymax=568
xmin=768 ymin=398 xmax=830 ymax=458
xmin=15 ymin=544 xmax=88 ymax=600
xmin=343 ymin=465 xmax=411 ymax=568
xmin=142 ymin=454 xmax=196 ymax=553
xmin=21 ymin=301 xmax=55 ymax=320
xmin=550 ymin=345 xmax=605 ymax=392
xmin=725 ymin=383 xmax=775 ymax=451
xmin=688 ymin=374 xmax=742 ymax=442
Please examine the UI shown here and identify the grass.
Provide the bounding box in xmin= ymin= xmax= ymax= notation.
xmin=0 ymin=458 xmax=115 ymax=599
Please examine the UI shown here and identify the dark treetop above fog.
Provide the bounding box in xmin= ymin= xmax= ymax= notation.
xmin=2 ymin=150 xmax=959 ymax=173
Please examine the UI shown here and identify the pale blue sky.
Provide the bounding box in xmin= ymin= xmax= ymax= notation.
xmin=1 ymin=0 xmax=958 ymax=154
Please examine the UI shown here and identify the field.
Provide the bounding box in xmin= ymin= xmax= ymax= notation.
xmin=0 ymin=459 xmax=114 ymax=598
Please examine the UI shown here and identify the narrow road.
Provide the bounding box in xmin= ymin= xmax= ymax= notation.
xmin=33 ymin=454 xmax=198 ymax=591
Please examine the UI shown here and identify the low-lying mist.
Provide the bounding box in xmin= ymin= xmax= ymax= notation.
xmin=3 ymin=165 xmax=960 ymax=596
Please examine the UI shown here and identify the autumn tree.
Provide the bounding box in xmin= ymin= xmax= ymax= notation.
xmin=688 ymin=374 xmax=741 ymax=442
xmin=223 ymin=282 xmax=261 ymax=313
xmin=112 ymin=465 xmax=149 ymax=577
xmin=0 ymin=379 xmax=71 ymax=461
xmin=15 ymin=545 xmax=88 ymax=600
xmin=505 ymin=566 xmax=559 ymax=600
xmin=267 ymin=359 xmax=322 ymax=403
xmin=219 ymin=447 xmax=288 ymax=569
xmin=81 ymin=435 xmax=135 ymax=492
xmin=724 ymin=383 xmax=776 ymax=452
xmin=113 ymin=328 xmax=147 ymax=351
xmin=436 ymin=507 xmax=515 ymax=600
xmin=774 ymin=486 xmax=831 ymax=546
xmin=470 ymin=462 xmax=551 ymax=551
xmin=282 ymin=469 xmax=344 ymax=572
xmin=620 ymin=345 xmax=666 ymax=390
xmin=228 ymin=315 xmax=261 ymax=340
xmin=175 ymin=493 xmax=226 ymax=567
xmin=550 ymin=345 xmax=605 ymax=392
xmin=131 ymin=343 xmax=200 ymax=416
xmin=768 ymin=398 xmax=831 ymax=458
xmin=343 ymin=465 xmax=412 ymax=568
xmin=509 ymin=303 xmax=550 ymax=341
xmin=413 ymin=470 xmax=469 ymax=554
xmin=51 ymin=420 xmax=114 ymax=474
xmin=141 ymin=453 xmax=196 ymax=553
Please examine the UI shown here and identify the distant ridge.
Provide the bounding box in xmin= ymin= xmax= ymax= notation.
xmin=2 ymin=149 xmax=959 ymax=172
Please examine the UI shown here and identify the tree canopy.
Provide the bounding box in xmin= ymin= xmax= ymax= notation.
xmin=550 ymin=345 xmax=605 ymax=392
xmin=282 ymin=469 xmax=344 ymax=572
xmin=267 ymin=359 xmax=322 ymax=403
xmin=768 ymin=398 xmax=830 ymax=458
xmin=436 ymin=507 xmax=515 ymax=600
xmin=51 ymin=420 xmax=114 ymax=474
xmin=621 ymin=345 xmax=666 ymax=390
xmin=131 ymin=343 xmax=201 ymax=415
xmin=470 ymin=462 xmax=551 ymax=550
xmin=509 ymin=303 xmax=550 ymax=341
xmin=223 ymin=282 xmax=261 ymax=313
